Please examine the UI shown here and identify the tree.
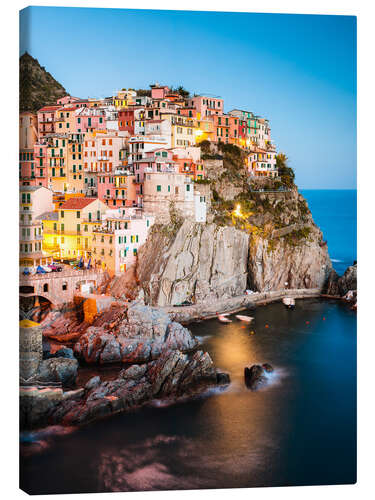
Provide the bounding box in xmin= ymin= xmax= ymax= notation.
xmin=276 ymin=153 xmax=295 ymax=187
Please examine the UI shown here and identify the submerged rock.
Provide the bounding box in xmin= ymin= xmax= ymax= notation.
xmin=244 ymin=364 xmax=268 ymax=390
xmin=216 ymin=372 xmax=231 ymax=385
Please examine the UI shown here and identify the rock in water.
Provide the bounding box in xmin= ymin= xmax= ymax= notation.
xmin=262 ymin=363 xmax=274 ymax=373
xmin=216 ymin=372 xmax=231 ymax=385
xmin=244 ymin=364 xmax=268 ymax=390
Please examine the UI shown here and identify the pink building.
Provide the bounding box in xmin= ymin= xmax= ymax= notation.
xmin=56 ymin=95 xmax=81 ymax=105
xmin=97 ymin=172 xmax=137 ymax=209
xmin=133 ymin=148 xmax=178 ymax=184
xmin=83 ymin=133 xmax=127 ymax=173
xmin=75 ymin=107 xmax=106 ymax=133
xmin=187 ymin=96 xmax=224 ymax=117
xmin=150 ymin=84 xmax=170 ymax=100
xmin=37 ymin=105 xmax=60 ymax=139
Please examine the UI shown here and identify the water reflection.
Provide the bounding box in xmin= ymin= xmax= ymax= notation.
xmin=20 ymin=300 xmax=356 ymax=494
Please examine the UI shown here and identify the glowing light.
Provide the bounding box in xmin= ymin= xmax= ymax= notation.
xmin=195 ymin=130 xmax=203 ymax=137
xmin=234 ymin=203 xmax=242 ymax=217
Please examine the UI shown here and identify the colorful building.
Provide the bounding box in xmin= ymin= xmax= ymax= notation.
xmin=91 ymin=210 xmax=155 ymax=274
xmin=97 ymin=172 xmax=137 ymax=209
xmin=37 ymin=105 xmax=60 ymax=139
xmin=20 ymin=186 xmax=54 ymax=267
xmin=42 ymin=197 xmax=107 ymax=260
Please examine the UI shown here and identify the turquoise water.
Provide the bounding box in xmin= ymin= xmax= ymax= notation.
xmin=301 ymin=190 xmax=357 ymax=275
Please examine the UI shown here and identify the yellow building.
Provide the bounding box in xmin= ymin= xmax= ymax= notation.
xmin=194 ymin=114 xmax=214 ymax=143
xmin=42 ymin=197 xmax=107 ymax=260
xmin=113 ymin=89 xmax=136 ymax=109
xmin=54 ymin=107 xmax=76 ymax=134
xmin=47 ymin=136 xmax=69 ymax=192
xmin=66 ymin=138 xmax=85 ymax=193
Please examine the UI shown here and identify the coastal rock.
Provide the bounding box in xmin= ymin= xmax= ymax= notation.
xmin=85 ymin=376 xmax=101 ymax=391
xmin=262 ymin=363 xmax=274 ymax=373
xmin=216 ymin=371 xmax=231 ymax=385
xmin=324 ymin=264 xmax=357 ymax=297
xmin=45 ymin=346 xmax=75 ymax=360
xmin=37 ymin=358 xmax=78 ymax=387
xmin=244 ymin=364 xmax=268 ymax=390
xmin=74 ymin=304 xmax=198 ymax=365
xmin=50 ymin=349 xmax=220 ymax=426
xmin=339 ymin=264 xmax=357 ymax=295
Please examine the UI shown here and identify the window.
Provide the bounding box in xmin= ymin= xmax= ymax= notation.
xmin=77 ymin=224 xmax=81 ymax=233
xmin=61 ymin=211 xmax=64 ymax=218
xmin=62 ymin=282 xmax=68 ymax=291
xmin=186 ymin=184 xmax=190 ymax=191
xmin=157 ymin=185 xmax=161 ymax=192
xmin=43 ymin=283 xmax=49 ymax=293
xmin=77 ymin=211 xmax=80 ymax=218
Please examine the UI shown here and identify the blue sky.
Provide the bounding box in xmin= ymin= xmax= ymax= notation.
xmin=20 ymin=7 xmax=356 ymax=189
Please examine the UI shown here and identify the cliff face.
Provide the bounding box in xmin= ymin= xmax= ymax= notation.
xmin=137 ymin=221 xmax=249 ymax=307
xmin=20 ymin=52 xmax=67 ymax=112
xmin=135 ymin=185 xmax=332 ymax=307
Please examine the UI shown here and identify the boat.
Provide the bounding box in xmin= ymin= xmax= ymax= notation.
xmin=235 ymin=314 xmax=254 ymax=323
xmin=218 ymin=315 xmax=232 ymax=323
xmin=282 ymin=297 xmax=295 ymax=309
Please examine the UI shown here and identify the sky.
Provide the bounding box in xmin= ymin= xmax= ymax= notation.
xmin=20 ymin=7 xmax=356 ymax=189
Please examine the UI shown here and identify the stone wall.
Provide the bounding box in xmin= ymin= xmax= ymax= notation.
xmin=19 ymin=320 xmax=43 ymax=382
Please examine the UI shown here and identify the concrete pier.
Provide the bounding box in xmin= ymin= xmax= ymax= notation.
xmin=162 ymin=288 xmax=321 ymax=323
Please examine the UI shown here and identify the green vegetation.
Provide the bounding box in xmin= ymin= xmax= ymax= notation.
xmin=276 ymin=153 xmax=295 ymax=188
xmin=20 ymin=52 xmax=67 ymax=112
xmin=194 ymin=178 xmax=211 ymax=185
xmin=170 ymin=85 xmax=190 ymax=98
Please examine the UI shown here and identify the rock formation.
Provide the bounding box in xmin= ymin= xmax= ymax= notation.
xmin=21 ymin=302 xmax=229 ymax=428
xmin=324 ymin=263 xmax=357 ymax=296
xmin=50 ymin=348 xmax=229 ymax=426
xmin=244 ymin=364 xmax=273 ymax=390
xmin=134 ymin=184 xmax=332 ymax=306
xmin=74 ymin=302 xmax=199 ymax=364
xmin=137 ymin=221 xmax=250 ymax=306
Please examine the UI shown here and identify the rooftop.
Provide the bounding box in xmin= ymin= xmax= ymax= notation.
xmin=37 ymin=211 xmax=58 ymax=221
xmin=59 ymin=197 xmax=98 ymax=210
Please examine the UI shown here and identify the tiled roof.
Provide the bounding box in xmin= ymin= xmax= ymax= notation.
xmin=59 ymin=197 xmax=97 ymax=210
xmin=38 ymin=105 xmax=60 ymax=112
xmin=37 ymin=211 xmax=58 ymax=221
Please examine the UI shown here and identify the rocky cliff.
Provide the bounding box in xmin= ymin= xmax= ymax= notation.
xmin=133 ymin=146 xmax=332 ymax=306
xmin=136 ymin=189 xmax=332 ymax=306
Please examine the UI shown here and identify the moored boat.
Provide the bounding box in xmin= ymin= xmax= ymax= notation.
xmin=282 ymin=297 xmax=295 ymax=309
xmin=218 ymin=315 xmax=232 ymax=323
xmin=235 ymin=314 xmax=254 ymax=323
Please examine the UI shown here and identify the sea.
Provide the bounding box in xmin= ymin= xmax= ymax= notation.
xmin=20 ymin=190 xmax=357 ymax=494
xmin=301 ymin=189 xmax=357 ymax=275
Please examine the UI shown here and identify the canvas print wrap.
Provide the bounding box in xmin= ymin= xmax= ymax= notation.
xmin=19 ymin=7 xmax=357 ymax=494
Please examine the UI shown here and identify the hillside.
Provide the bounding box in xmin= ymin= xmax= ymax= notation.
xmin=19 ymin=52 xmax=68 ymax=112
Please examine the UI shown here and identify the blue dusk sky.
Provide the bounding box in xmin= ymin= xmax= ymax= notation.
xmin=20 ymin=7 xmax=356 ymax=189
